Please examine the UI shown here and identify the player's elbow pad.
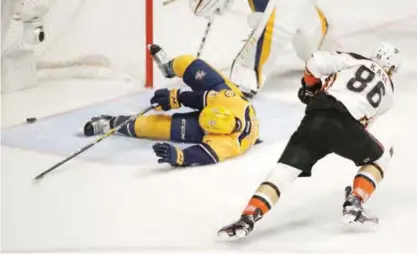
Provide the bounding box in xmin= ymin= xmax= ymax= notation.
xmin=182 ymin=144 xmax=219 ymax=166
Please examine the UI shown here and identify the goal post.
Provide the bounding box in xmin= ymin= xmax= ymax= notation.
xmin=146 ymin=0 xmax=154 ymax=88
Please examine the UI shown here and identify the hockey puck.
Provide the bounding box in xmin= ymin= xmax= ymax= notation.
xmin=26 ymin=117 xmax=37 ymax=123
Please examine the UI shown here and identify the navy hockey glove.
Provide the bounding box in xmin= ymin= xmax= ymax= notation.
xmin=152 ymin=142 xmax=184 ymax=167
xmin=150 ymin=88 xmax=181 ymax=111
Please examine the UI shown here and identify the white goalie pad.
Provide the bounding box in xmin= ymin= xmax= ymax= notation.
xmin=230 ymin=0 xmax=340 ymax=93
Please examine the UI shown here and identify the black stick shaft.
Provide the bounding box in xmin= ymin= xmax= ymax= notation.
xmin=34 ymin=105 xmax=155 ymax=180
xmin=196 ymin=9 xmax=218 ymax=58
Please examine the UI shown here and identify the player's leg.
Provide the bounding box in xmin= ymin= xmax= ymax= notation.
xmin=239 ymin=114 xmax=331 ymax=217
xmin=342 ymin=140 xmax=392 ymax=226
xmin=171 ymin=55 xmax=243 ymax=95
xmin=325 ymin=114 xmax=388 ymax=226
xmin=148 ymin=44 xmax=243 ymax=96
xmin=249 ymin=1 xmax=275 ymax=91
xmin=83 ymin=112 xmax=206 ymax=143
xmin=248 ymin=0 xmax=269 ymax=12
xmin=232 ymin=0 xmax=327 ymax=93
xmin=83 ymin=114 xmax=172 ymax=140
xmin=170 ymin=111 xmax=205 ymax=143
xmin=231 ymin=0 xmax=283 ymax=94
xmin=218 ymin=113 xmax=331 ymax=239
xmin=302 ymin=104 xmax=385 ymax=226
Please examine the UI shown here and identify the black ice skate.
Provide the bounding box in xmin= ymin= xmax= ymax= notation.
xmin=83 ymin=115 xmax=114 ymax=136
xmin=342 ymin=186 xmax=379 ymax=227
xmin=147 ymin=44 xmax=175 ymax=78
xmin=218 ymin=208 xmax=263 ymax=240
xmin=217 ymin=215 xmax=255 ymax=239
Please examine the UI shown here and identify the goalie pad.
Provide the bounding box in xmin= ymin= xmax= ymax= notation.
xmin=230 ymin=0 xmax=338 ymax=93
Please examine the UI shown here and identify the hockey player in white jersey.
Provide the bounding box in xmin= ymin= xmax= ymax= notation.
xmin=217 ymin=42 xmax=400 ymax=239
xmin=189 ymin=0 xmax=337 ymax=96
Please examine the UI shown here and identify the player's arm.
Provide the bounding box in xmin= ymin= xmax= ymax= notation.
xmin=298 ymin=51 xmax=352 ymax=104
xmin=178 ymin=89 xmax=223 ymax=110
xmin=180 ymin=134 xmax=240 ymax=166
xmin=152 ymin=142 xmax=218 ymax=167
xmin=150 ymin=89 xmax=213 ymax=111
xmin=176 ymin=90 xmax=211 ymax=110
xmin=152 ymin=142 xmax=220 ymax=166
xmin=303 ymin=51 xmax=352 ymax=87
xmin=202 ymin=134 xmax=241 ymax=162
xmin=152 ymin=134 xmax=240 ymax=167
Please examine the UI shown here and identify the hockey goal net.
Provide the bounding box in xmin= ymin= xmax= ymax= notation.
xmin=2 ymin=0 xmax=154 ymax=88
xmin=2 ymin=0 xmax=249 ymax=92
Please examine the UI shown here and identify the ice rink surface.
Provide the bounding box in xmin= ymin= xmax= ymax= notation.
xmin=2 ymin=0 xmax=417 ymax=253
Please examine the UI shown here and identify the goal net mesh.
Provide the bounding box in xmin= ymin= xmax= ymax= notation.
xmin=2 ymin=0 xmax=250 ymax=88
xmin=2 ymin=0 xmax=147 ymax=83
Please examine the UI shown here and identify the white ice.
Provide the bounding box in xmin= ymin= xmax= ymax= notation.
xmin=2 ymin=0 xmax=417 ymax=253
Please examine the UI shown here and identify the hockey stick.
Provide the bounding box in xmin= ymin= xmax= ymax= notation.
xmin=196 ymin=8 xmax=219 ymax=57
xmin=162 ymin=0 xmax=180 ymax=6
xmin=33 ymin=104 xmax=157 ymax=181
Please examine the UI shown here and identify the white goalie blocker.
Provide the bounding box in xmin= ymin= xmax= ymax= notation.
xmin=191 ymin=0 xmax=340 ymax=95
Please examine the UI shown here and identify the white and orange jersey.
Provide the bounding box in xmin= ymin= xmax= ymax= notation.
xmin=305 ymin=51 xmax=396 ymax=173
xmin=306 ymin=51 xmax=394 ymax=123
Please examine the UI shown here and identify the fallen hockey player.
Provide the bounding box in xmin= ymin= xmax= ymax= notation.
xmin=218 ymin=42 xmax=400 ymax=239
xmin=83 ymin=44 xmax=259 ymax=167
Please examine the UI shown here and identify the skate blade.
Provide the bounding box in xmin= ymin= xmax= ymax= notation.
xmin=341 ymin=215 xmax=379 ymax=228
xmin=217 ymin=229 xmax=248 ymax=240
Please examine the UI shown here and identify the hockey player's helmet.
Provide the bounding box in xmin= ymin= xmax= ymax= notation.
xmin=199 ymin=105 xmax=237 ymax=135
xmin=371 ymin=42 xmax=401 ymax=75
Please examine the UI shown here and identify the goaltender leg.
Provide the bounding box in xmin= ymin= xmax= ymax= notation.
xmin=82 ymin=44 xmax=259 ymax=167
xmin=229 ymin=0 xmax=336 ymax=95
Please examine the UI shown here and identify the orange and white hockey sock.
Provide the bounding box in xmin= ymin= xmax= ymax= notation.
xmin=242 ymin=163 xmax=301 ymax=219
xmin=242 ymin=181 xmax=280 ymax=218
xmin=352 ymin=163 xmax=384 ymax=202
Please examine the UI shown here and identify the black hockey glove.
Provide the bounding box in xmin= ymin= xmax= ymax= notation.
xmin=150 ymin=88 xmax=181 ymax=111
xmin=298 ymin=77 xmax=322 ymax=104
xmin=152 ymin=142 xmax=184 ymax=167
xmin=298 ymin=86 xmax=314 ymax=104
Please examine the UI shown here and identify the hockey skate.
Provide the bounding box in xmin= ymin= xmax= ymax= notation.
xmin=218 ymin=208 xmax=264 ymax=240
xmin=83 ymin=115 xmax=114 ymax=137
xmin=217 ymin=214 xmax=256 ymax=240
xmin=147 ymin=44 xmax=175 ymax=78
xmin=342 ymin=186 xmax=379 ymax=227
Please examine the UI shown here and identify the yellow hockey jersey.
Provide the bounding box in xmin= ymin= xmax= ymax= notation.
xmin=202 ymin=89 xmax=259 ymax=162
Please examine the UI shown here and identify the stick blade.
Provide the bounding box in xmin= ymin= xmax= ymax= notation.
xmin=34 ymin=174 xmax=44 ymax=181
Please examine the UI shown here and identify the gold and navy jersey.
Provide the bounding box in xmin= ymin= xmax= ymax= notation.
xmin=133 ymin=54 xmax=260 ymax=166
xmin=202 ymin=89 xmax=259 ymax=162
